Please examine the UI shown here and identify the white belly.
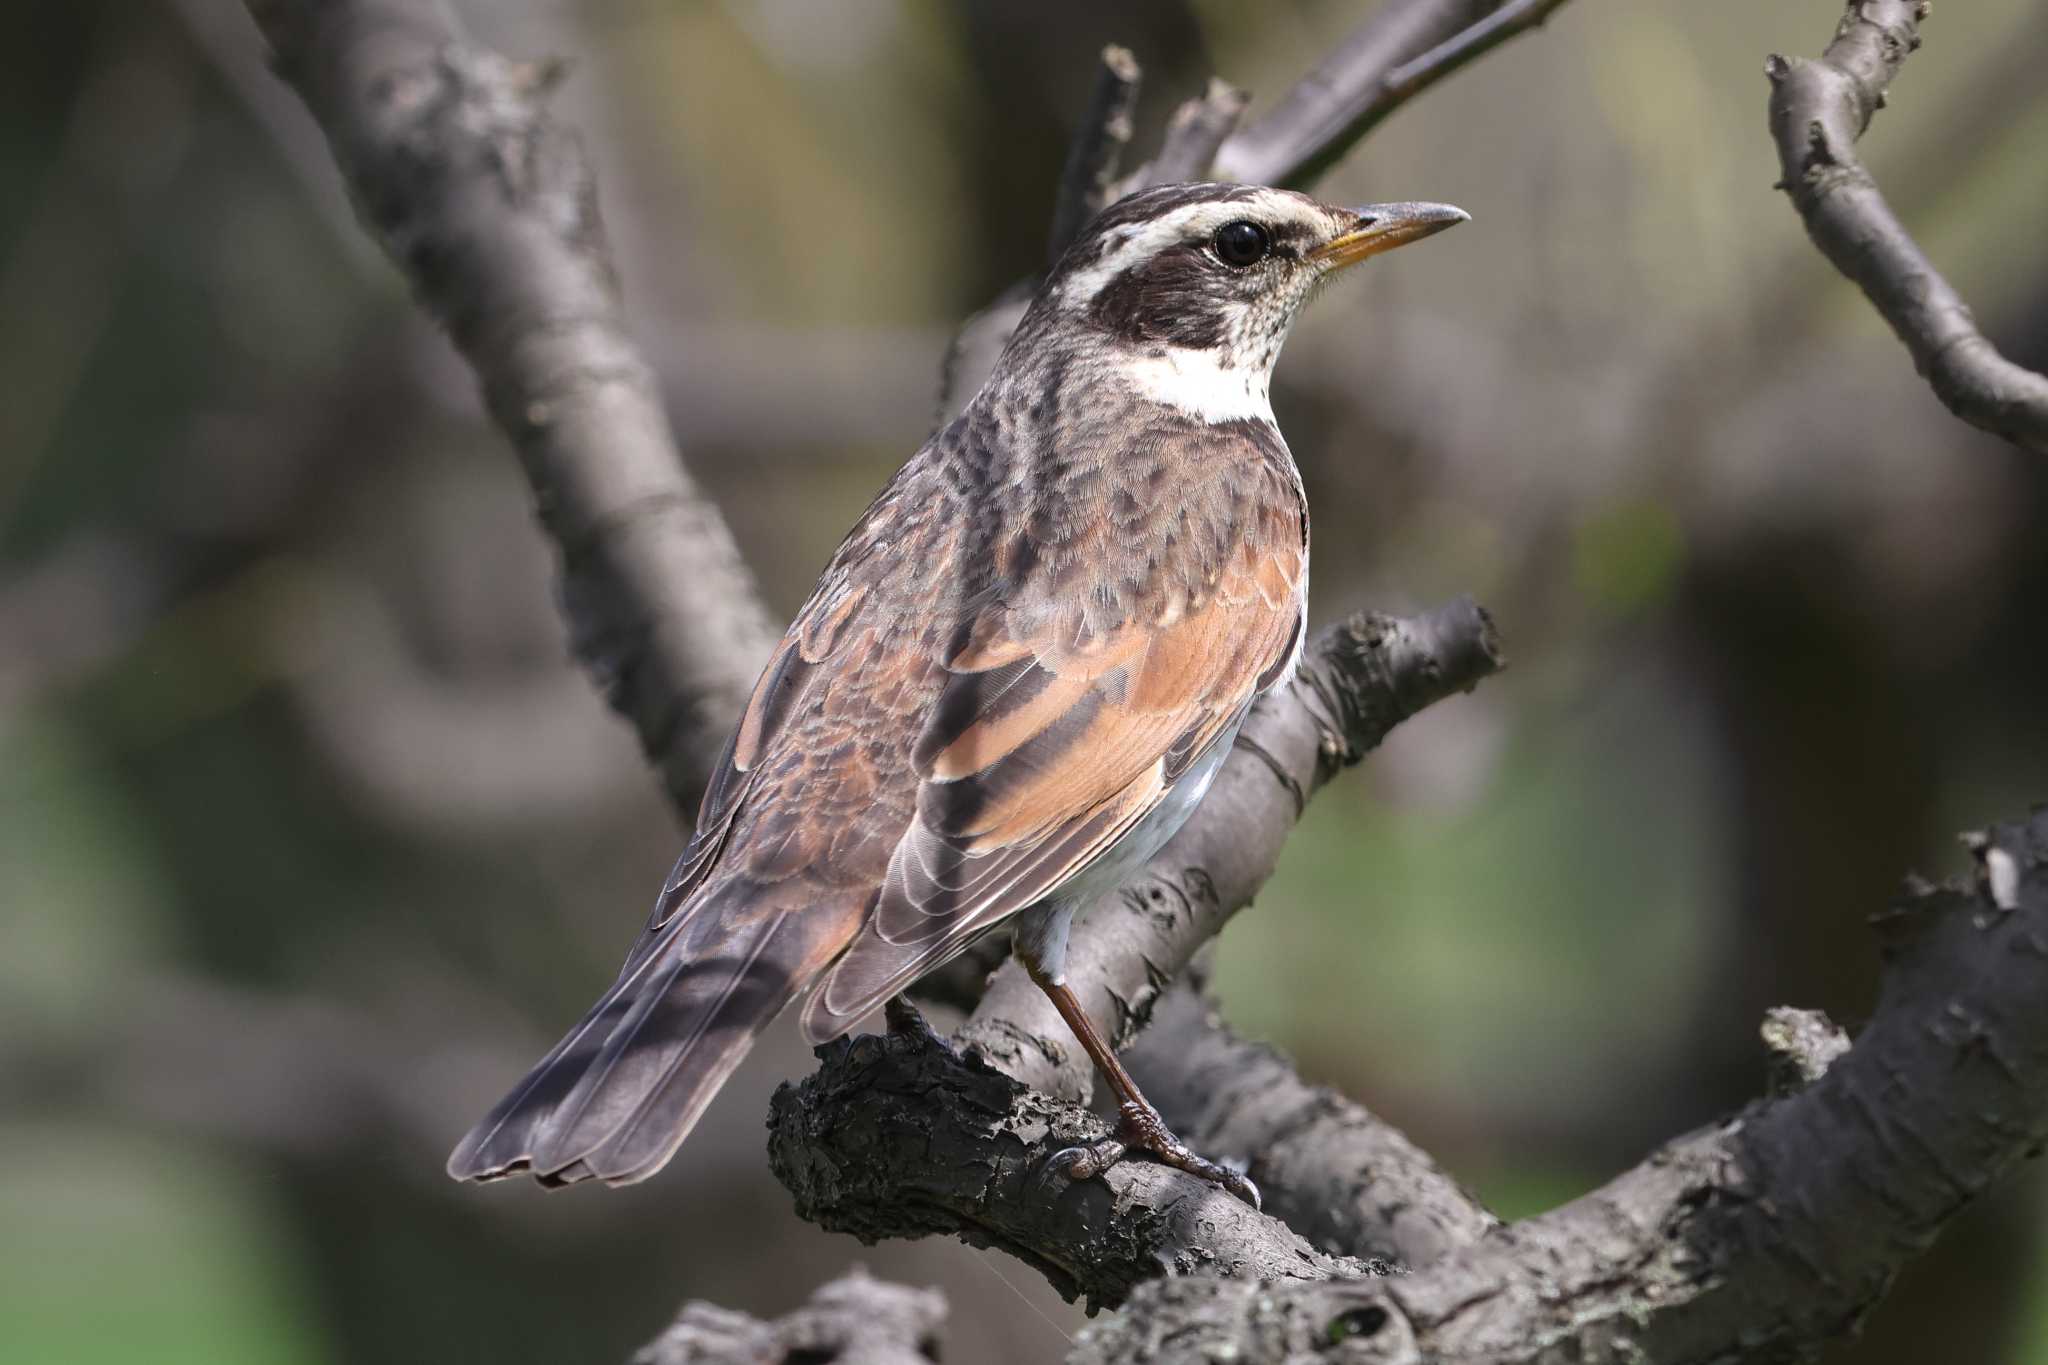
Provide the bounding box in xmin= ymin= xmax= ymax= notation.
xmin=1011 ymin=715 xmax=1242 ymax=981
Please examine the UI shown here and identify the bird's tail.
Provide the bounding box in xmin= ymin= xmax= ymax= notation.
xmin=447 ymin=897 xmax=830 ymax=1187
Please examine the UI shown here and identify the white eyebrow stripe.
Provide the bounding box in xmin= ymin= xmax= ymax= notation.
xmin=1055 ymin=194 xmax=1336 ymax=308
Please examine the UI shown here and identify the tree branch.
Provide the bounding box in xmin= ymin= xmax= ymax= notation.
xmin=1048 ymin=45 xmax=1144 ymax=264
xmin=1767 ymin=0 xmax=2048 ymax=454
xmin=1140 ymin=79 xmax=1250 ymax=188
xmin=1075 ymin=808 xmax=2048 ymax=1362
xmin=1214 ymin=0 xmax=1578 ymax=190
xmin=244 ymin=0 xmax=778 ymax=816
xmin=769 ymin=1020 xmax=1385 ymax=1313
xmin=1126 ymin=979 xmax=1499 ymax=1268
xmin=630 ymin=1269 xmax=947 ymax=1365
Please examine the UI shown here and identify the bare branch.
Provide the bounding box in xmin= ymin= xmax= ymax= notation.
xmin=1048 ymin=45 xmax=1144 ymax=264
xmin=243 ymin=0 xmax=779 ymax=816
xmin=1141 ymin=79 xmax=1250 ymax=187
xmin=630 ymin=1269 xmax=947 ymax=1365
xmin=1079 ymin=809 xmax=2048 ymax=1362
xmin=1215 ymin=0 xmax=1577 ymax=190
xmin=1767 ymin=1 xmax=2048 ymax=453
xmin=1127 ymin=980 xmax=1499 ymax=1267
xmin=958 ymin=598 xmax=1504 ymax=1102
xmin=1089 ymin=810 xmax=2048 ymax=1358
xmin=769 ymin=1020 xmax=1384 ymax=1312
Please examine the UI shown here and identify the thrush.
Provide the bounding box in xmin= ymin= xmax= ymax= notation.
xmin=448 ymin=182 xmax=1466 ymax=1205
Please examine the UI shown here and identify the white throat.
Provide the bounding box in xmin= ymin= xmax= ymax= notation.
xmin=1118 ymin=347 xmax=1276 ymax=426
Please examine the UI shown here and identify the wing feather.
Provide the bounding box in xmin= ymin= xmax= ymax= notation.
xmin=799 ymin=527 xmax=1304 ymax=1042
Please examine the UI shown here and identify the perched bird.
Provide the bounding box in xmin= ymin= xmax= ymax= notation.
xmin=448 ymin=182 xmax=1466 ymax=1203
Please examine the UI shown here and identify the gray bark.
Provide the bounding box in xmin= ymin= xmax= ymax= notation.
xmin=1075 ymin=809 xmax=2048 ymax=1363
xmin=244 ymin=0 xmax=778 ymax=817
xmin=1766 ymin=0 xmax=2048 ymax=453
xmin=632 ymin=1269 xmax=947 ymax=1365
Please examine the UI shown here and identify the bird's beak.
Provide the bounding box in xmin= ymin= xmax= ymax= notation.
xmin=1309 ymin=202 xmax=1470 ymax=271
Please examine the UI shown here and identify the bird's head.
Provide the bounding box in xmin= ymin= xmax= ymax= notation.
xmin=1028 ymin=182 xmax=1467 ymax=423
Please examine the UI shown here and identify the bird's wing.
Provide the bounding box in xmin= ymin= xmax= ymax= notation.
xmin=799 ymin=506 xmax=1305 ymax=1040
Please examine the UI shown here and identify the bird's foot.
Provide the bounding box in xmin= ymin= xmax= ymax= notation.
xmin=1043 ymin=1100 xmax=1260 ymax=1210
xmin=883 ymin=994 xmax=956 ymax=1056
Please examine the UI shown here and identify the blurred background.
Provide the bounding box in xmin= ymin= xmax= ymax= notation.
xmin=4 ymin=1 xmax=2046 ymax=1361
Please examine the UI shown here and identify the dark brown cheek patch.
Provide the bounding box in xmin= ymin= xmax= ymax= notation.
xmin=1087 ymin=246 xmax=1235 ymax=349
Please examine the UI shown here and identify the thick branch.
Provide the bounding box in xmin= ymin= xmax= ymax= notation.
xmin=1126 ymin=981 xmax=1499 ymax=1267
xmin=958 ymin=597 xmax=1503 ymax=1102
xmin=769 ymin=1023 xmax=1383 ymax=1312
xmin=245 ymin=0 xmax=778 ymax=816
xmin=1215 ymin=0 xmax=1577 ymax=189
xmin=1077 ymin=808 xmax=2048 ymax=1362
xmin=630 ymin=1269 xmax=947 ymax=1365
xmin=1767 ymin=1 xmax=2048 ymax=453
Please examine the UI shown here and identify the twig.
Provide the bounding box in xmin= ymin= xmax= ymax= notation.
xmin=243 ymin=0 xmax=780 ymax=816
xmin=1076 ymin=810 xmax=2048 ymax=1362
xmin=1140 ymin=79 xmax=1250 ymax=187
xmin=1048 ymin=45 xmax=1143 ymax=265
xmin=1215 ymin=0 xmax=1577 ymax=189
xmin=957 ymin=598 xmax=1505 ymax=1102
xmin=1767 ymin=0 xmax=2048 ymax=454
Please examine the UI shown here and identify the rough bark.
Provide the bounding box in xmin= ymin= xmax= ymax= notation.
xmin=1127 ymin=980 xmax=1500 ymax=1268
xmin=1766 ymin=0 xmax=2048 ymax=453
xmin=769 ymin=1019 xmax=1387 ymax=1315
xmin=631 ymin=1268 xmax=947 ymax=1365
xmin=244 ymin=0 xmax=777 ymax=816
xmin=1075 ymin=808 xmax=2048 ymax=1363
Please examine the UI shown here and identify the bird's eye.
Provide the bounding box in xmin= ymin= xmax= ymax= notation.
xmin=1212 ymin=220 xmax=1271 ymax=268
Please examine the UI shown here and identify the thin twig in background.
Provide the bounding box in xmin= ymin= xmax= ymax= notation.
xmin=1047 ymin=45 xmax=1143 ymax=264
xmin=244 ymin=0 xmax=779 ymax=817
xmin=1140 ymin=78 xmax=1250 ymax=187
xmin=1766 ymin=0 xmax=2048 ymax=454
xmin=942 ymin=0 xmax=1579 ymax=407
xmin=1215 ymin=0 xmax=1578 ymax=189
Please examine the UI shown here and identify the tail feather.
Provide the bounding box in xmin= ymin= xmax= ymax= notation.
xmin=448 ymin=898 xmax=830 ymax=1187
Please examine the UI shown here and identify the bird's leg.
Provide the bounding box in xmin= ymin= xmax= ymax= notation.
xmin=1021 ymin=956 xmax=1261 ymax=1210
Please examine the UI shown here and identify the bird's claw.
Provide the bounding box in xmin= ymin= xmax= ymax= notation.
xmin=1038 ymin=1104 xmax=1260 ymax=1210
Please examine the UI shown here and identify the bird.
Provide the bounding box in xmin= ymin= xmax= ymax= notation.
xmin=447 ymin=182 xmax=1466 ymax=1205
